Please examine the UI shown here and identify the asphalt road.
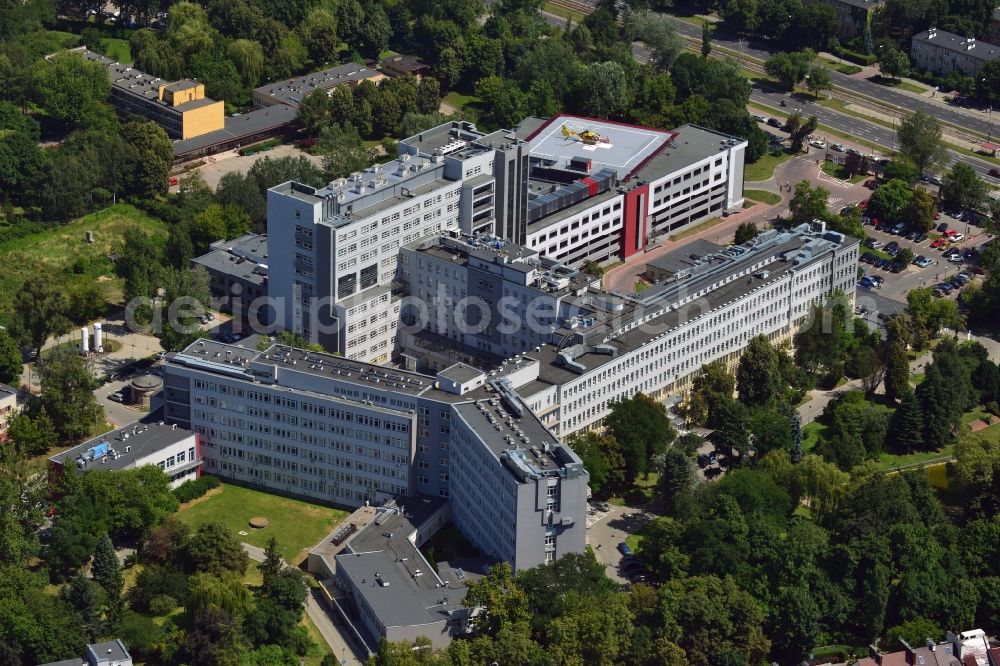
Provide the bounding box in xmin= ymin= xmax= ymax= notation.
xmin=538 ymin=11 xmax=1000 ymax=183
xmin=668 ymin=21 xmax=1000 ymax=139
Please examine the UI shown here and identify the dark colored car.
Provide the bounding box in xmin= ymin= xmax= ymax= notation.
xmin=937 ymin=222 xmax=950 ymax=232
xmin=767 ymin=118 xmax=783 ymax=128
xmin=617 ymin=542 xmax=633 ymax=557
xmin=915 ymin=233 xmax=928 ymax=243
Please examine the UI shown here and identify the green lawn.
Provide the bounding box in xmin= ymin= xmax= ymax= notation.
xmin=543 ymin=1 xmax=586 ymax=21
xmin=301 ymin=615 xmax=334 ymax=666
xmin=744 ymin=189 xmax=781 ymax=205
xmin=443 ymin=91 xmax=482 ymax=110
xmin=0 ymin=204 xmax=166 ymax=321
xmin=744 ymin=151 xmax=793 ymax=182
xmin=176 ymin=483 xmax=350 ymax=564
xmin=102 ymin=38 xmax=132 ymax=64
xmin=820 ymin=161 xmax=867 ymax=183
xmin=801 ymin=421 xmax=827 ymax=452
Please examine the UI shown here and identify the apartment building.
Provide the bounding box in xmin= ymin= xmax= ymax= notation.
xmin=161 ymin=341 xmax=588 ymax=570
xmin=399 ymin=224 xmax=859 ymax=436
xmin=806 ymin=0 xmax=883 ymax=39
xmin=71 ymin=48 xmax=224 ymax=140
xmin=49 ymin=421 xmax=202 ymax=489
xmin=0 ymin=383 xmax=20 ymax=437
xmin=911 ymin=28 xmax=1000 ymax=77
xmin=192 ymin=234 xmax=269 ymax=318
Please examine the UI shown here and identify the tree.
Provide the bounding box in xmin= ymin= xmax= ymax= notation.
xmin=884 ymin=156 xmax=920 ymax=185
xmin=659 ymin=448 xmax=696 ymax=512
xmin=917 ymin=367 xmax=957 ymax=449
xmin=764 ymin=50 xmax=814 ymax=91
xmin=0 ymin=328 xmax=21 ymax=385
xmin=789 ymin=115 xmax=818 ymax=153
xmin=122 ymin=121 xmax=173 ymax=198
xmin=806 ymin=65 xmax=830 ymax=99
xmin=879 ymin=46 xmax=910 ymax=81
xmin=91 ymin=532 xmax=124 ymax=625
xmin=180 ymin=607 xmax=246 ymax=666
xmin=259 ymin=537 xmax=283 ymax=586
xmin=6 ymin=411 xmax=58 ymax=459
xmin=317 ymin=123 xmax=370 ymax=180
xmin=898 ymin=110 xmax=948 ymax=175
xmin=942 ymin=163 xmax=988 ymax=213
xmin=475 ymin=76 xmax=528 ymax=130
xmin=903 ymin=186 xmax=937 ymax=232
xmin=298 ymin=8 xmax=339 ymax=67
xmin=689 ymin=361 xmax=736 ymax=428
xmin=10 ymin=276 xmax=69 ymax=357
xmin=734 ymin=221 xmax=758 ymax=245
xmin=890 ymin=388 xmax=924 ymax=453
xmin=32 ymin=52 xmax=110 ymax=127
xmin=884 ymin=329 xmax=910 ymax=404
xmin=978 ymin=59 xmax=1000 ymax=107
xmin=582 ymin=61 xmax=629 ymax=119
xmin=155 ymin=267 xmax=212 ymax=352
xmin=184 ymin=522 xmax=248 ymax=576
xmin=789 ymin=180 xmax=830 ymax=223
xmin=657 ymin=575 xmax=771 ymax=666
xmin=605 ymin=393 xmax=677 ymax=484
xmin=897 ymin=247 xmax=915 ymax=267
xmin=36 ymin=347 xmax=102 ymax=442
xmin=868 ymin=178 xmax=914 ymax=223
xmin=297 ymin=88 xmax=329 ymax=137
xmin=769 ymin=584 xmax=822 ymax=664
xmin=886 ymin=618 xmax=944 ymax=651
xmin=60 ymin=573 xmax=102 ymax=641
xmin=227 ymin=39 xmax=264 ymax=87
xmin=358 ymin=4 xmax=392 ymax=58
xmin=701 ymin=20 xmax=712 ymax=58
xmin=630 ymin=11 xmax=682 ymax=70
xmin=115 ymin=227 xmax=163 ymax=304
xmin=566 ymin=431 xmax=625 ymax=496
xmin=463 ymin=562 xmax=530 ymax=635
xmin=737 ymin=335 xmax=784 ymax=407
xmin=186 ymin=572 xmax=253 ymax=618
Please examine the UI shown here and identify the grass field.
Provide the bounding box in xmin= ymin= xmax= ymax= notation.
xmin=744 ymin=189 xmax=781 ymax=205
xmin=543 ymin=1 xmax=586 ymax=21
xmin=443 ymin=91 xmax=482 ymax=112
xmin=745 ymin=151 xmax=793 ymax=182
xmin=0 ymin=204 xmax=166 ymax=321
xmin=801 ymin=421 xmax=827 ymax=452
xmin=102 ymin=37 xmax=132 ymax=64
xmin=820 ymin=161 xmax=867 ymax=183
xmin=176 ymin=483 xmax=350 ymax=564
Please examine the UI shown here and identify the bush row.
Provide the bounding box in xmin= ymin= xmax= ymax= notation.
xmin=172 ymin=474 xmax=221 ymax=503
xmin=831 ymin=45 xmax=877 ymax=66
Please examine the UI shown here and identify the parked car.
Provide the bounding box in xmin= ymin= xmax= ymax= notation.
xmin=831 ymin=143 xmax=846 ymax=152
xmin=933 ymin=288 xmax=947 ymax=297
xmin=935 ymin=283 xmax=953 ymax=294
xmin=973 ymin=266 xmax=986 ymax=275
xmin=592 ymin=501 xmax=612 ymax=512
xmin=914 ymin=256 xmax=934 ymax=268
xmin=890 ymin=261 xmax=905 ymax=273
xmin=617 ymin=542 xmax=633 ymax=557
xmin=914 ymin=233 xmax=928 ymax=243
xmin=870 ymin=275 xmax=884 ymax=286
xmin=989 ymin=168 xmax=1000 ymax=178
xmin=929 ymin=174 xmax=943 ymax=185
xmin=937 ymin=222 xmax=950 ymax=232
xmin=884 ymin=241 xmax=900 ymax=254
xmin=865 ymin=238 xmax=883 ymax=249
xmin=847 ymin=148 xmax=862 ymax=157
xmin=889 ymin=223 xmax=907 ymax=235
xmin=865 ymin=178 xmax=878 ymax=189
xmin=930 ymin=238 xmax=948 ymax=249
xmin=753 ymin=114 xmax=768 ymax=123
xmin=108 ymin=392 xmax=124 ymax=403
xmin=767 ymin=118 xmax=783 ymax=128
xmin=809 ymin=139 xmax=826 ymax=149
xmin=948 ymin=232 xmax=965 ymax=242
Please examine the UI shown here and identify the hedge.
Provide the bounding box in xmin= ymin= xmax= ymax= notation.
xmin=173 ymin=474 xmax=221 ymax=503
xmin=832 ymin=45 xmax=877 ymax=66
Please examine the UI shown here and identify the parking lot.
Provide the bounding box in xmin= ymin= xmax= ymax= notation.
xmin=855 ymin=207 xmax=988 ymax=306
xmin=586 ymin=502 xmax=652 ymax=584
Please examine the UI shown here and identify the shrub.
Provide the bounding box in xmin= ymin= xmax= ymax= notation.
xmin=172 ymin=475 xmax=221 ymax=503
xmin=832 ymin=45 xmax=876 ymax=66
xmin=148 ymin=594 xmax=177 ymax=616
xmin=128 ymin=565 xmax=189 ymax=612
xmin=118 ymin=611 xmax=166 ymax=661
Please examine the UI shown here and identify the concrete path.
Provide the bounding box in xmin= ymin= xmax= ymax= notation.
xmin=241 ymin=542 xmax=363 ymax=666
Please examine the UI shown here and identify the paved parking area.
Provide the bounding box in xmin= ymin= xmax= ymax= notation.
xmin=586 ymin=503 xmax=652 ymax=583
xmin=856 ymin=212 xmax=990 ymax=307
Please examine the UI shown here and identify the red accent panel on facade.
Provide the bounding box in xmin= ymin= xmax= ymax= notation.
xmin=195 ymin=433 xmax=202 ymax=478
xmin=622 ymin=185 xmax=649 ymax=258
xmin=580 ymin=177 xmax=597 ymax=196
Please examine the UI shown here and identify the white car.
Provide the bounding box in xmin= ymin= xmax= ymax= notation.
xmin=809 ymin=140 xmax=826 ymax=149
xmin=753 ymin=114 xmax=768 ymax=123
xmin=948 ymin=232 xmax=965 ymax=242
xmin=830 ymin=143 xmax=846 ymax=152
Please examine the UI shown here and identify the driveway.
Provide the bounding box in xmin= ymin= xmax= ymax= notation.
xmin=586 ymin=504 xmax=652 ymax=583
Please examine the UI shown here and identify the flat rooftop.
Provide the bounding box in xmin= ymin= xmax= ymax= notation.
xmin=254 ymin=63 xmax=381 ymax=107
xmin=173 ymin=104 xmax=298 ymax=156
xmin=51 ymin=420 xmax=195 ymax=471
xmin=634 ymin=123 xmax=746 ymax=182
xmin=646 ymin=238 xmax=724 ymax=276
xmin=524 ymin=114 xmax=676 ymax=180
xmin=453 ymin=395 xmax=563 ymax=473
xmin=193 ymin=233 xmax=269 ymax=285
